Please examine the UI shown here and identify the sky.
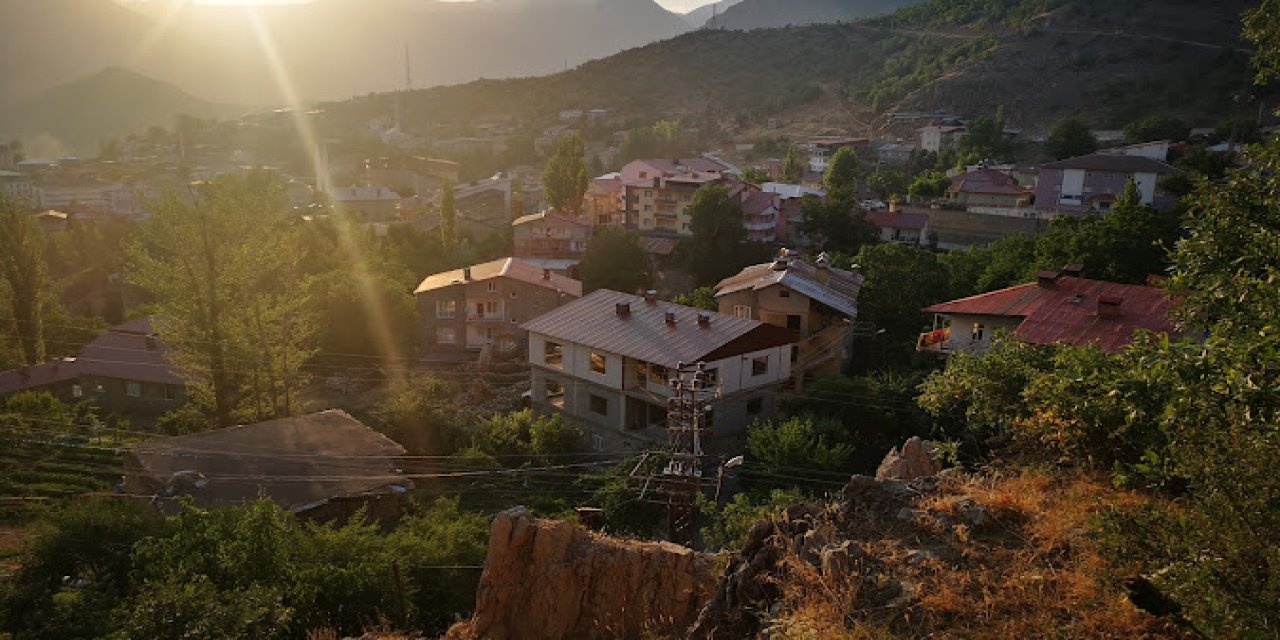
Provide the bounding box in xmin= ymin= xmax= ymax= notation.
xmin=655 ymin=0 xmax=717 ymax=12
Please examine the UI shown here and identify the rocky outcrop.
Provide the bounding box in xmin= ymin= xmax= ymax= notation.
xmin=875 ymin=436 xmax=942 ymax=480
xmin=446 ymin=507 xmax=717 ymax=640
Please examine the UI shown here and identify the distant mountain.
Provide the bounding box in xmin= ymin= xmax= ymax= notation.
xmin=0 ymin=0 xmax=692 ymax=108
xmin=0 ymin=67 xmax=251 ymax=156
xmin=704 ymin=0 xmax=925 ymax=30
xmin=681 ymin=0 xmax=743 ymax=28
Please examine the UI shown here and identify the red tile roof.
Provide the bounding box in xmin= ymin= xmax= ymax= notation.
xmin=923 ymin=276 xmax=1174 ymax=353
xmin=866 ymin=210 xmax=928 ymax=230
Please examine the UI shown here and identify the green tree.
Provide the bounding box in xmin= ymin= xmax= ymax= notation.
xmin=577 ymin=227 xmax=650 ymax=293
xmin=542 ymin=134 xmax=588 ymax=214
xmin=673 ymin=286 xmax=718 ymax=311
xmin=852 ymin=243 xmax=953 ymax=345
xmin=822 ymin=146 xmax=862 ymax=201
xmin=0 ymin=194 xmax=49 ymax=365
xmin=1123 ymin=115 xmax=1189 ymax=144
xmin=740 ymin=167 xmax=770 ymax=185
xmin=685 ymin=184 xmax=748 ymax=286
xmin=746 ymin=415 xmax=854 ymax=474
xmin=797 ymin=196 xmax=877 ymax=254
xmin=440 ymin=180 xmax=457 ymax=246
xmin=781 ymin=144 xmax=807 ymax=183
xmin=907 ymin=171 xmax=951 ymax=202
xmin=1032 ymin=180 xmax=1175 ymax=284
xmin=128 ymin=171 xmax=315 ymax=427
xmin=1046 ymin=117 xmax=1098 ymax=160
xmin=956 ymin=116 xmax=1013 ymax=161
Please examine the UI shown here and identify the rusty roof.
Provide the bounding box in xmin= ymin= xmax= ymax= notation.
xmin=715 ymin=258 xmax=863 ymax=318
xmin=414 ymin=257 xmax=583 ymax=297
xmin=126 ymin=409 xmax=411 ymax=512
xmin=521 ymin=290 xmax=796 ymax=368
xmin=866 ymin=210 xmax=928 ymax=231
xmin=923 ymin=276 xmax=1174 ymax=353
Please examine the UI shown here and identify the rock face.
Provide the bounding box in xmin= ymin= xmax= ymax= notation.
xmin=875 ymin=436 xmax=942 ymax=481
xmin=446 ymin=507 xmax=717 ymax=640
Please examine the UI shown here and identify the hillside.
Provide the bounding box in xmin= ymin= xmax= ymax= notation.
xmin=705 ymin=0 xmax=925 ymax=31
xmin=682 ymin=0 xmax=744 ymax=28
xmin=0 ymin=0 xmax=692 ymax=108
xmin=0 ymin=67 xmax=252 ymax=156
xmin=322 ymin=0 xmax=1261 ymax=141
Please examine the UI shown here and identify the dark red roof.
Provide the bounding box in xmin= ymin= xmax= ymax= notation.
xmin=923 ymin=276 xmax=1174 ymax=353
xmin=866 ymin=210 xmax=928 ymax=230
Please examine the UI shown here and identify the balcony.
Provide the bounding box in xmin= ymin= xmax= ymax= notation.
xmin=917 ymin=327 xmax=952 ymax=354
xmin=744 ymin=220 xmax=776 ymax=231
xmin=466 ymin=313 xmax=507 ymax=324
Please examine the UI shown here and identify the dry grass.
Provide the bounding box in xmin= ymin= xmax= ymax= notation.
xmin=766 ymin=469 xmax=1189 ymax=639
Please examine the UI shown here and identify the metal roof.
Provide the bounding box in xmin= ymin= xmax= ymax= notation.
xmin=715 ymin=258 xmax=863 ymax=318
xmin=414 ymin=257 xmax=583 ymax=297
xmin=866 ymin=210 xmax=928 ymax=231
xmin=1040 ymin=153 xmax=1177 ymax=174
xmin=0 ymin=359 xmax=79 ymax=395
xmin=77 ymin=316 xmax=185 ymax=386
xmin=127 ymin=409 xmax=410 ymax=512
xmin=923 ymin=276 xmax=1174 ymax=353
xmin=521 ymin=290 xmax=796 ymax=368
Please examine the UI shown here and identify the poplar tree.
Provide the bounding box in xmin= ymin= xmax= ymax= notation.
xmin=542 ymin=134 xmax=588 ymax=214
xmin=0 ymin=195 xmax=48 ymax=365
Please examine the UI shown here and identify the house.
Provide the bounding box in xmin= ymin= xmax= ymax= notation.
xmin=330 ymin=186 xmax=400 ymax=222
xmin=714 ymin=252 xmax=862 ymax=379
xmin=0 ymin=170 xmax=36 ymax=206
xmin=1034 ymin=153 xmax=1178 ymax=217
xmin=512 ymin=211 xmax=590 ymax=260
xmin=522 ymin=290 xmax=797 ymax=450
xmin=948 ymin=168 xmax=1034 ymax=212
xmin=0 ymin=317 xmax=187 ymax=413
xmin=737 ymin=186 xmax=781 ymax=244
xmin=414 ymin=257 xmax=582 ymax=361
xmin=874 ymin=141 xmax=917 ymax=165
xmin=536 ymin=124 xmax=577 ymax=155
xmin=123 ymin=409 xmax=412 ymax=522
xmin=76 ymin=316 xmax=187 ymax=413
xmin=559 ymin=109 xmax=585 ymax=122
xmin=617 ymin=158 xmax=731 ymax=184
xmin=584 ymin=174 xmax=626 ymax=227
xmin=453 ymin=177 xmax=513 ymax=240
xmin=919 ymin=124 xmax=965 ymax=153
xmin=866 ymin=210 xmax=928 ymax=245
xmin=625 ymin=171 xmax=723 ymax=236
xmin=806 ymin=137 xmax=870 ymax=173
xmin=917 ymin=267 xmax=1175 ymax=355
xmin=763 ymin=183 xmax=825 ymax=245
xmin=34 ymin=209 xmax=71 ymax=233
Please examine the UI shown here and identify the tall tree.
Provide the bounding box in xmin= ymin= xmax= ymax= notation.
xmin=822 ymin=147 xmax=861 ymax=201
xmin=542 ymin=135 xmax=588 ymax=214
xmin=781 ymin=144 xmax=806 ymax=184
xmin=577 ymin=227 xmax=651 ymax=293
xmin=129 ymin=171 xmax=314 ymax=427
xmin=798 ymin=195 xmax=877 ymax=254
xmin=440 ymin=180 xmax=456 ymax=246
xmin=956 ymin=117 xmax=1013 ymax=161
xmin=685 ymin=184 xmax=749 ymax=286
xmin=0 ymin=195 xmax=48 ymax=365
xmin=1046 ymin=118 xmax=1098 ymax=160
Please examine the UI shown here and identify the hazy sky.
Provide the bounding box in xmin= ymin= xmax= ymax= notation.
xmin=655 ymin=0 xmax=717 ymax=12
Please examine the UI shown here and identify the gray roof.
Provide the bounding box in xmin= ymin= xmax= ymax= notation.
xmin=1040 ymin=153 xmax=1177 ymax=174
xmin=521 ymin=290 xmax=796 ymax=369
xmin=715 ymin=259 xmax=863 ymax=318
xmin=126 ymin=410 xmax=410 ymax=512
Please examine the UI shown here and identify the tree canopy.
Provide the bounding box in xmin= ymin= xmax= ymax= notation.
xmin=1046 ymin=117 xmax=1098 ymax=160
xmin=578 ymin=227 xmax=651 ymax=293
xmin=542 ymin=134 xmax=588 ymax=214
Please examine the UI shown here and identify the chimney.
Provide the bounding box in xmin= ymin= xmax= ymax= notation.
xmin=1036 ymin=270 xmax=1060 ymax=288
xmin=1062 ymin=263 xmax=1084 ymax=278
xmin=665 ymin=310 xmax=677 ymax=326
xmin=814 ymin=252 xmax=832 ymax=283
xmin=463 ymin=267 xmax=472 ymax=281
xmin=615 ymin=302 xmax=631 ymax=318
xmin=644 ymin=290 xmax=657 ymax=304
xmin=1098 ymin=294 xmax=1123 ymax=319
xmin=542 ymin=268 xmax=552 ymax=281
xmin=697 ymin=311 xmax=711 ymax=328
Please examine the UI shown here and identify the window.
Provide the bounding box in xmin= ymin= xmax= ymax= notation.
xmin=787 ymin=315 xmax=802 ymax=331
xmin=972 ymin=322 xmax=985 ymax=342
xmin=591 ymin=433 xmax=606 ymax=451
xmin=645 ymin=190 xmax=653 ymax=198
xmin=487 ymin=282 xmax=498 ymax=293
xmin=639 ymin=171 xmax=648 ymax=179
xmin=733 ymin=305 xmax=752 ymax=319
xmin=779 ymin=290 xmax=790 ymax=298
xmin=546 ymin=380 xmax=565 ymax=408
xmin=589 ymin=394 xmax=608 ymax=416
xmin=647 ymin=364 xmax=668 ymax=386
xmin=72 ymin=384 xmax=83 ymax=398
xmin=94 ymin=382 xmax=105 ymax=393
xmin=437 ymin=327 xmax=457 ymax=345
xmin=752 ymin=356 xmax=769 ymax=376
xmin=747 ymin=397 xmax=764 ymax=416
xmin=163 ymin=385 xmax=178 ymax=401
xmin=644 ymin=205 xmax=653 ymax=213
xmin=590 ymin=352 xmax=607 ymax=375
xmin=435 ymin=300 xmax=456 ymax=319
xmin=544 ymin=341 xmax=563 ymax=367
xmin=703 ymin=368 xmax=719 ymax=387
xmin=126 ymin=381 xmax=141 ymax=398
xmin=510 ymin=291 xmax=518 ymax=298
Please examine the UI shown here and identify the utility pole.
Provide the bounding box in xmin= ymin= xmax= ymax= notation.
xmin=662 ymin=361 xmax=718 ymax=546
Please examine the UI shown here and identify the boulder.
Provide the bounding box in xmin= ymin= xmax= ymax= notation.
xmin=875 ymin=437 xmax=943 ymax=481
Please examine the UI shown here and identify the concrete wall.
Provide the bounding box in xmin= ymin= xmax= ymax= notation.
xmin=940 ymin=314 xmax=1022 ymax=353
